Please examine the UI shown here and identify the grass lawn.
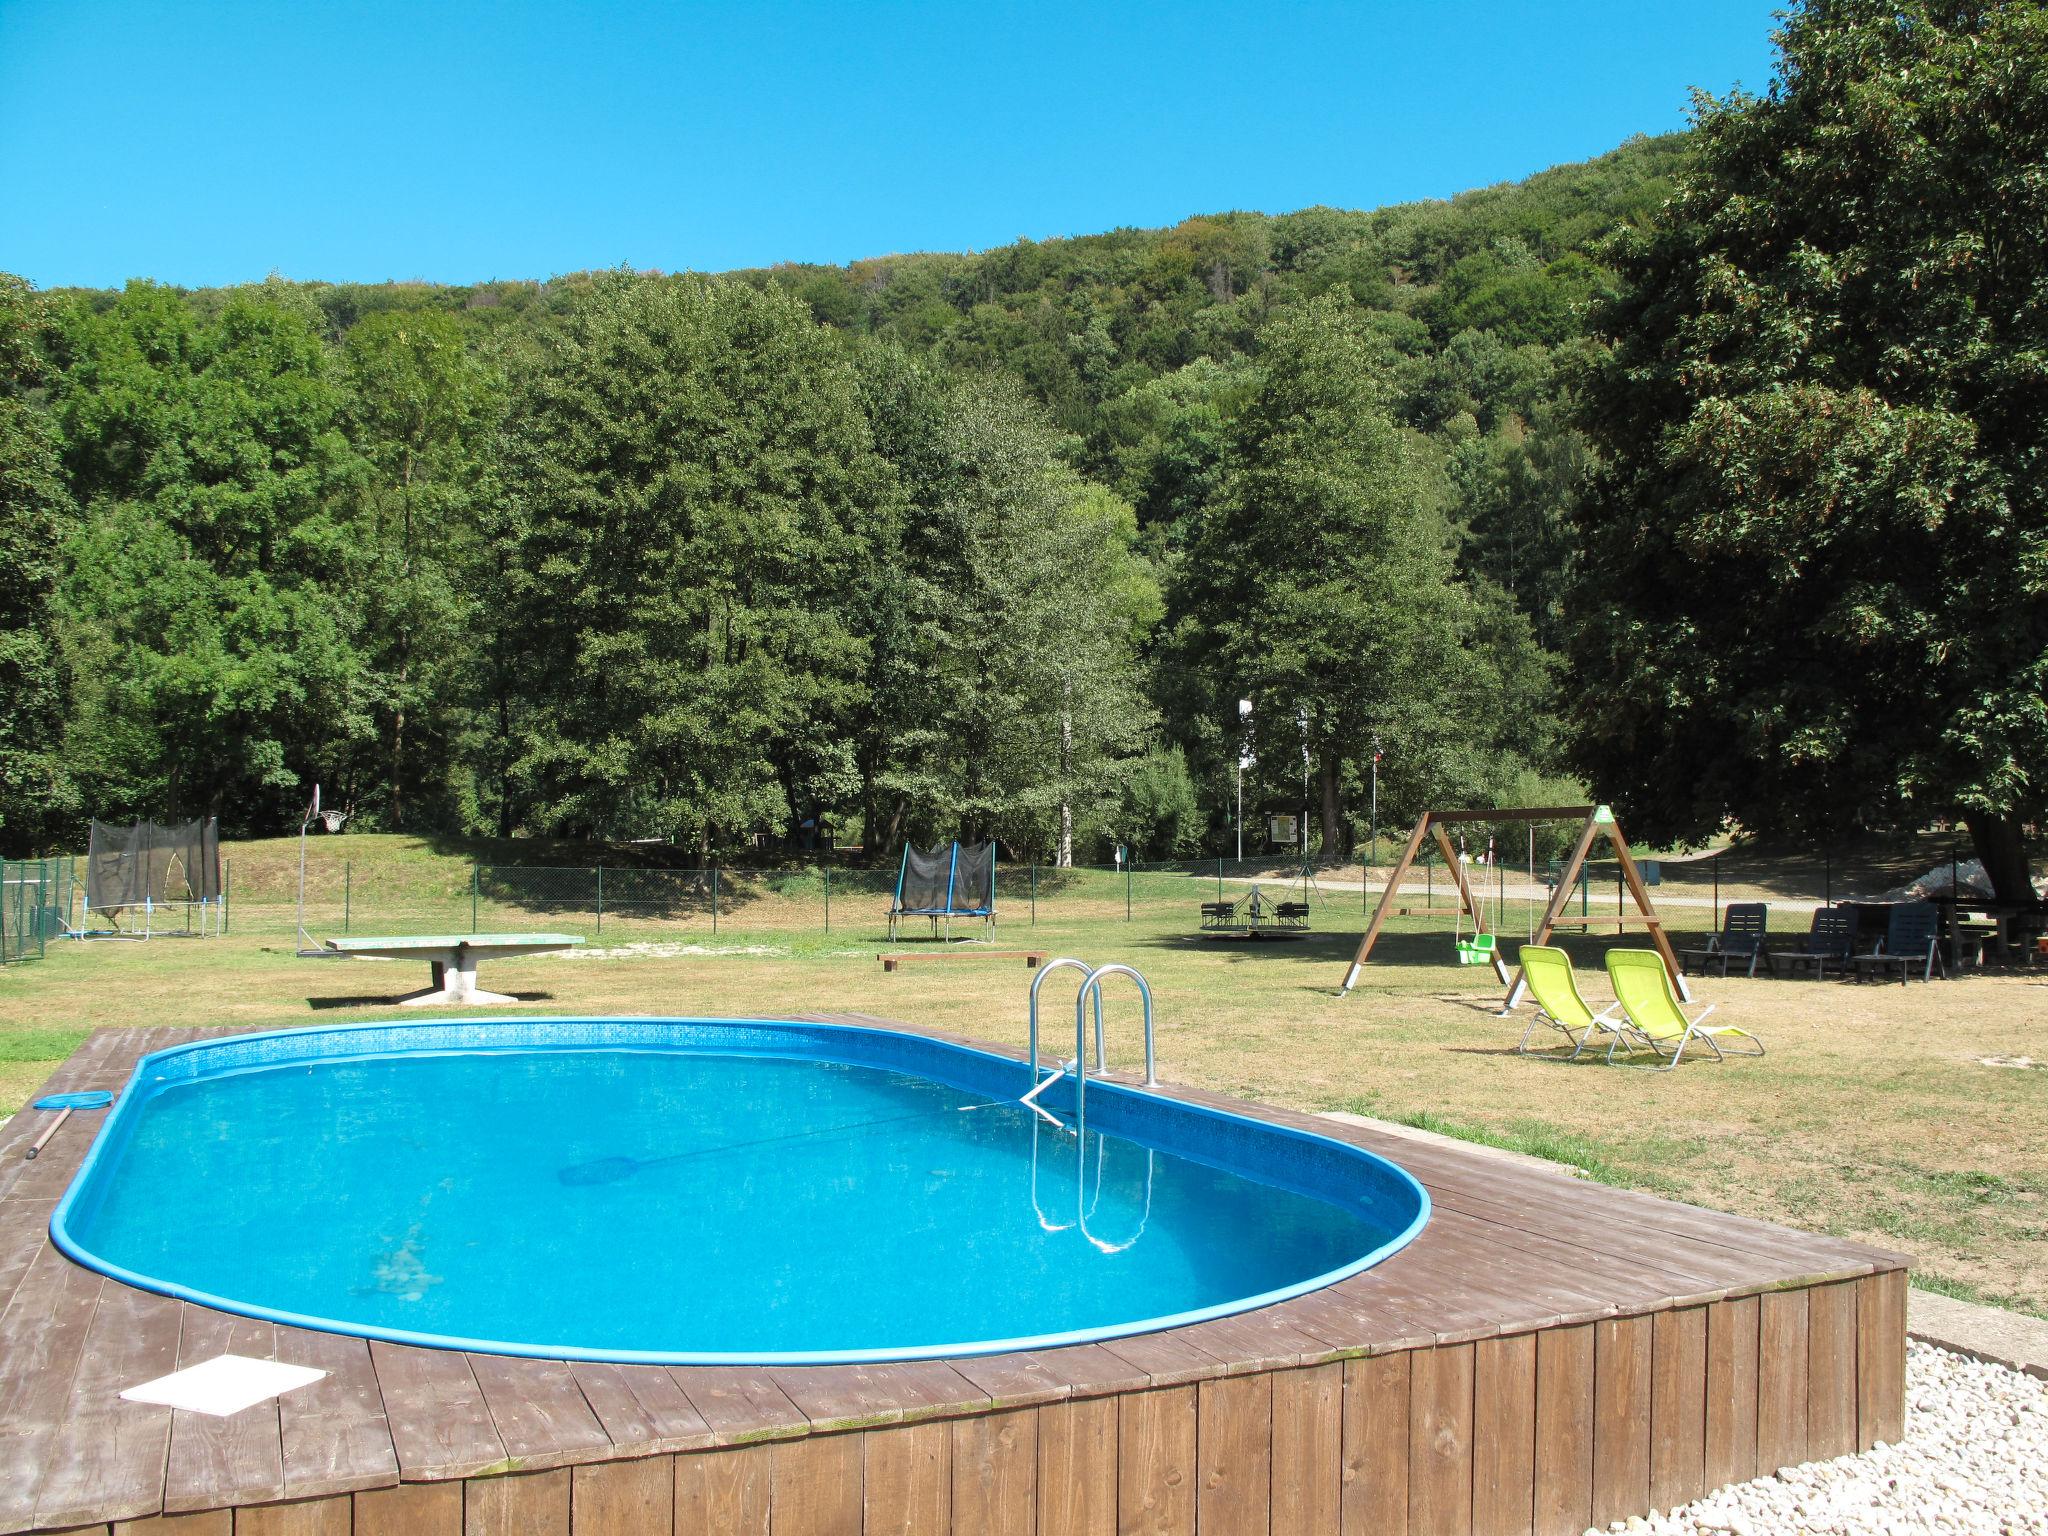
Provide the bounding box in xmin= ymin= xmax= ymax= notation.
xmin=5 ymin=834 xmax=2044 ymax=1318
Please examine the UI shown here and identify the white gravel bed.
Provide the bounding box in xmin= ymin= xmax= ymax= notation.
xmin=1605 ymin=1341 xmax=2047 ymax=1536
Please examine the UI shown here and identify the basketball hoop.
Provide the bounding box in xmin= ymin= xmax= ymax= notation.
xmin=319 ymin=810 xmax=347 ymax=834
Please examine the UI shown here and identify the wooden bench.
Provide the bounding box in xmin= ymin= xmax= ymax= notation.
xmin=880 ymin=949 xmax=1045 ymax=974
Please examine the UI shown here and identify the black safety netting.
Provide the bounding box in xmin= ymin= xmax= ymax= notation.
xmin=952 ymin=840 xmax=995 ymax=913
xmin=85 ymin=818 xmax=221 ymax=911
xmin=894 ymin=840 xmax=996 ymax=914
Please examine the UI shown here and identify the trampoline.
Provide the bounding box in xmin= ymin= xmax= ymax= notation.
xmin=75 ymin=818 xmax=222 ymax=940
xmin=888 ymin=840 xmax=997 ymax=941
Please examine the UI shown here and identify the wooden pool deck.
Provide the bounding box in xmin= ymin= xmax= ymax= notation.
xmin=0 ymin=1019 xmax=1908 ymax=1536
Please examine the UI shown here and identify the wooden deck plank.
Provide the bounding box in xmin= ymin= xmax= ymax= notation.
xmin=1591 ymin=1316 xmax=1651 ymax=1530
xmin=1649 ymin=1307 xmax=1707 ymax=1514
xmin=466 ymin=1355 xmax=611 ymax=1470
xmin=278 ymin=1329 xmax=400 ymax=1501
xmin=163 ymin=1309 xmax=286 ymax=1513
xmin=367 ymin=1342 xmax=508 ymax=1481
xmin=352 ymin=1481 xmax=461 ymax=1536
xmin=1119 ymin=1386 xmax=1197 ymax=1536
xmin=1704 ymin=1296 xmax=1760 ymax=1493
xmin=1856 ymin=1271 xmax=1906 ymax=1449
xmin=673 ymin=1444 xmax=770 ymax=1536
xmin=463 ymin=1469 xmax=570 ymax=1536
xmin=570 ymin=1363 xmax=716 ymax=1458
xmin=31 ymin=1280 xmax=182 ymax=1530
xmin=862 ymin=1420 xmax=950 ymax=1536
xmin=0 ymin=1197 xmax=59 ymax=1318
xmin=233 ymin=1495 xmax=351 ymax=1536
xmin=1472 ymin=1333 xmax=1536 ymax=1536
xmin=950 ymin=1343 xmax=1151 ymax=1407
xmin=668 ymin=1367 xmax=809 ymax=1445
xmin=770 ymin=1432 xmax=863 ymax=1536
xmin=1269 ymin=1363 xmax=1341 ymax=1536
xmin=1756 ymin=1290 xmax=1811 ymax=1472
xmin=1096 ymin=1325 xmax=1238 ymax=1388
xmin=1807 ymin=1282 xmax=1859 ymax=1461
xmin=569 ymin=1456 xmax=673 ymax=1536
xmin=1532 ymin=1325 xmax=1593 ymax=1536
xmin=1196 ymin=1371 xmax=1273 ymax=1536
xmin=1409 ymin=1343 xmax=1475 ymax=1536
xmin=767 ymin=1361 xmax=989 ymax=1431
xmin=1341 ymin=1351 xmax=1409 ymax=1536
xmin=950 ymin=1407 xmax=1036 ymax=1536
xmin=0 ymin=1245 xmax=123 ymax=1534
xmin=1037 ymin=1394 xmax=1117 ymax=1536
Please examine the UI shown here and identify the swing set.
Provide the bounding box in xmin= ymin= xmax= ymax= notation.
xmin=1339 ymin=804 xmax=1690 ymax=1006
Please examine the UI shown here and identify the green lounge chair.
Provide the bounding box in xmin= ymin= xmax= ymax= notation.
xmin=1604 ymin=948 xmax=1766 ymax=1070
xmin=1513 ymin=944 xmax=1623 ymax=1057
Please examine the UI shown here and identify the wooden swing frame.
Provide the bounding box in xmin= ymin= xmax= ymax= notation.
xmin=1339 ymin=804 xmax=1691 ymax=1005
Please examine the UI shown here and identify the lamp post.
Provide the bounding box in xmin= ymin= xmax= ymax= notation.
xmin=1235 ymin=698 xmax=1253 ymax=862
xmin=1370 ymin=734 xmax=1382 ymax=867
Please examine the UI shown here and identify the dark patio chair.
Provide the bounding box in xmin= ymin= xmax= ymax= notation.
xmin=1851 ymin=903 xmax=1944 ymax=984
xmin=1679 ymin=902 xmax=1769 ymax=978
xmin=1771 ymin=908 xmax=1856 ymax=980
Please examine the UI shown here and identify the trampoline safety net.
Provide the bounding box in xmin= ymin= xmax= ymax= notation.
xmin=86 ymin=818 xmax=221 ymax=912
xmin=893 ymin=841 xmax=996 ymax=916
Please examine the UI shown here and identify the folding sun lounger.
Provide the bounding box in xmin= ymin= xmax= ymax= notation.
xmin=1604 ymin=948 xmax=1765 ymax=1070
xmin=1513 ymin=944 xmax=1623 ymax=1057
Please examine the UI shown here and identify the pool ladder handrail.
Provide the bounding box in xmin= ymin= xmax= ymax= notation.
xmin=1022 ymin=958 xmax=1103 ymax=1119
xmin=1073 ymin=963 xmax=1157 ymax=1129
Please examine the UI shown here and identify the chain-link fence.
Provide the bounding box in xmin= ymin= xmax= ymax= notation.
xmin=0 ymin=857 xmax=76 ymax=963
xmin=114 ymin=827 xmax=2042 ymax=961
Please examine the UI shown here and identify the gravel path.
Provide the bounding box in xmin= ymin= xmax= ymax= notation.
xmin=1606 ymin=1342 xmax=2046 ymax=1535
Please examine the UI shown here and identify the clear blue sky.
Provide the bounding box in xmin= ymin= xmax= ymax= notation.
xmin=0 ymin=0 xmax=1780 ymax=290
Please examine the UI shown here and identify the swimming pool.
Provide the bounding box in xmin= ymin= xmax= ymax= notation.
xmin=52 ymin=1018 xmax=1429 ymax=1364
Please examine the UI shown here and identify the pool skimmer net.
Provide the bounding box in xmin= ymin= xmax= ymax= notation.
xmin=121 ymin=1355 xmax=327 ymax=1417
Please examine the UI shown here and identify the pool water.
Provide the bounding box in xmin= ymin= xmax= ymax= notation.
xmin=55 ymin=1021 xmax=1428 ymax=1362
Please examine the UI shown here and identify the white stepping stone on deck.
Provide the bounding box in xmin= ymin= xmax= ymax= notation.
xmin=120 ymin=1354 xmax=326 ymax=1416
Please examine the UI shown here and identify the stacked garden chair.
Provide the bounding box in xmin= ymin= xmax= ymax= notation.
xmin=1770 ymin=907 xmax=1858 ymax=980
xmin=1678 ymin=901 xmax=1770 ymax=978
xmin=1851 ymin=902 xmax=1944 ymax=983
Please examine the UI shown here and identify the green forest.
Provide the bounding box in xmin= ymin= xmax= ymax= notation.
xmin=2 ymin=0 xmax=2042 ymax=889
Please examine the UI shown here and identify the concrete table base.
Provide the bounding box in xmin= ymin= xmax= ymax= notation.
xmin=323 ymin=934 xmax=585 ymax=1006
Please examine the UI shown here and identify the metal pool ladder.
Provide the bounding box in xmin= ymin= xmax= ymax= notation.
xmin=1017 ymin=958 xmax=1157 ymax=1124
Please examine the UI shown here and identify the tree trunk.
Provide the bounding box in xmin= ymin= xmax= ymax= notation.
xmin=1057 ymin=701 xmax=1074 ymax=868
xmin=1318 ymin=755 xmax=1342 ymax=856
xmin=1966 ymin=813 xmax=2036 ymax=905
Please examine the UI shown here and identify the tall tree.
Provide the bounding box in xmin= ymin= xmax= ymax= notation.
xmin=1171 ymin=297 xmax=1547 ymax=852
xmin=341 ymin=309 xmax=502 ymax=828
xmin=849 ymin=344 xmax=1157 ymax=861
xmin=1568 ymin=0 xmax=2048 ymax=897
xmin=501 ymin=274 xmax=891 ymax=845
xmin=50 ymin=281 xmax=368 ymax=832
xmin=0 ymin=276 xmax=74 ymax=851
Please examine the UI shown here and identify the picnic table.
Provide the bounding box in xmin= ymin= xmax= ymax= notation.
xmin=322 ymin=933 xmax=585 ymax=1006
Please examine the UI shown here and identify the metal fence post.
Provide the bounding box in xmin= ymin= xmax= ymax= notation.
xmin=596 ymin=865 xmax=604 ymax=937
xmin=344 ymin=860 xmax=351 ymax=934
xmin=1126 ymin=859 xmax=1133 ymax=921
xmin=712 ymin=862 xmax=719 ymax=933
xmin=223 ymin=858 xmax=231 ymax=935
xmin=1030 ymin=861 xmax=1036 ymax=926
xmin=471 ymin=865 xmax=479 ymax=933
xmin=823 ymin=864 xmax=830 ymax=933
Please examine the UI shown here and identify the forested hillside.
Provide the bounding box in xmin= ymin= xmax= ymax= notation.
xmin=0 ymin=132 xmax=1692 ymax=862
